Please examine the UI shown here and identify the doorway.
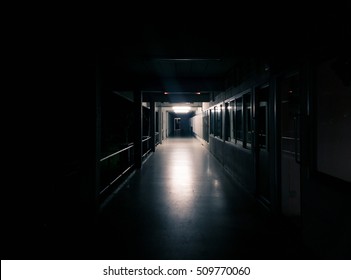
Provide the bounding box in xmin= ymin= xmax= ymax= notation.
xmin=174 ymin=118 xmax=181 ymax=136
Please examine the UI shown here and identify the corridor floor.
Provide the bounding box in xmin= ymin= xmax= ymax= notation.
xmin=96 ymin=137 xmax=308 ymax=259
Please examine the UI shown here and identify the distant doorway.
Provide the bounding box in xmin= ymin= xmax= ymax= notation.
xmin=174 ymin=118 xmax=181 ymax=136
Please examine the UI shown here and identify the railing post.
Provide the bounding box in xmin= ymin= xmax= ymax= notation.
xmin=127 ymin=147 xmax=130 ymax=165
xmin=150 ymin=100 xmax=156 ymax=152
xmin=134 ymin=90 xmax=143 ymax=168
xmin=99 ymin=144 xmax=135 ymax=195
xmin=160 ymin=108 xmax=163 ymax=144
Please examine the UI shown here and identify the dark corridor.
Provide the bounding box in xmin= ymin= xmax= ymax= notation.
xmin=96 ymin=137 xmax=306 ymax=259
xmin=3 ymin=7 xmax=350 ymax=262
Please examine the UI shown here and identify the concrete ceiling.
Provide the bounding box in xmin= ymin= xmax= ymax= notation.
xmin=97 ymin=7 xmax=349 ymax=98
xmin=98 ymin=20 xmax=243 ymax=94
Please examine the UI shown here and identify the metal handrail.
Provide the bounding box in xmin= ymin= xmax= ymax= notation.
xmin=155 ymin=132 xmax=160 ymax=145
xmin=142 ymin=136 xmax=151 ymax=142
xmin=99 ymin=164 xmax=134 ymax=195
xmin=100 ymin=144 xmax=134 ymax=162
xmin=142 ymin=136 xmax=152 ymax=157
xmin=99 ymin=143 xmax=135 ymax=196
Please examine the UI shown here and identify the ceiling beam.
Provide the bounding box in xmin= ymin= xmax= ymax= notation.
xmin=143 ymin=92 xmax=211 ymax=103
xmin=111 ymin=77 xmax=225 ymax=92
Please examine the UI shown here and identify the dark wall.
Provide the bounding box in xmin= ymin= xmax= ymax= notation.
xmin=301 ymin=56 xmax=351 ymax=259
xmin=209 ymin=136 xmax=223 ymax=163
xmin=223 ymin=142 xmax=255 ymax=194
xmin=143 ymin=106 xmax=150 ymax=137
xmin=101 ymin=92 xmax=135 ymax=155
xmin=315 ymin=57 xmax=351 ymax=182
xmin=303 ymin=172 xmax=351 ymax=259
xmin=209 ymin=136 xmax=255 ymax=195
xmin=3 ymin=52 xmax=99 ymax=259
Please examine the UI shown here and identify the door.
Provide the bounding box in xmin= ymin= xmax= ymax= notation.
xmin=255 ymin=84 xmax=270 ymax=205
xmin=278 ymin=73 xmax=301 ymax=217
xmin=174 ymin=118 xmax=181 ymax=136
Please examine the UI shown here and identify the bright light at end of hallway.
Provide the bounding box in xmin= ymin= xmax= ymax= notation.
xmin=173 ymin=106 xmax=191 ymax=113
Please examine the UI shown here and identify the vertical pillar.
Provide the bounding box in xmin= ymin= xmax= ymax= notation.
xmin=134 ymin=90 xmax=143 ymax=168
xmin=88 ymin=55 xmax=101 ymax=224
xmin=150 ymin=100 xmax=156 ymax=152
xmin=159 ymin=108 xmax=163 ymax=144
xmin=270 ymin=74 xmax=280 ymax=215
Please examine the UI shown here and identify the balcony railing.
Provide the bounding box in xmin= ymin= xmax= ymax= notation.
xmin=99 ymin=135 xmax=158 ymax=196
xmin=142 ymin=136 xmax=152 ymax=158
xmin=155 ymin=132 xmax=160 ymax=145
xmin=99 ymin=143 xmax=134 ymax=195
